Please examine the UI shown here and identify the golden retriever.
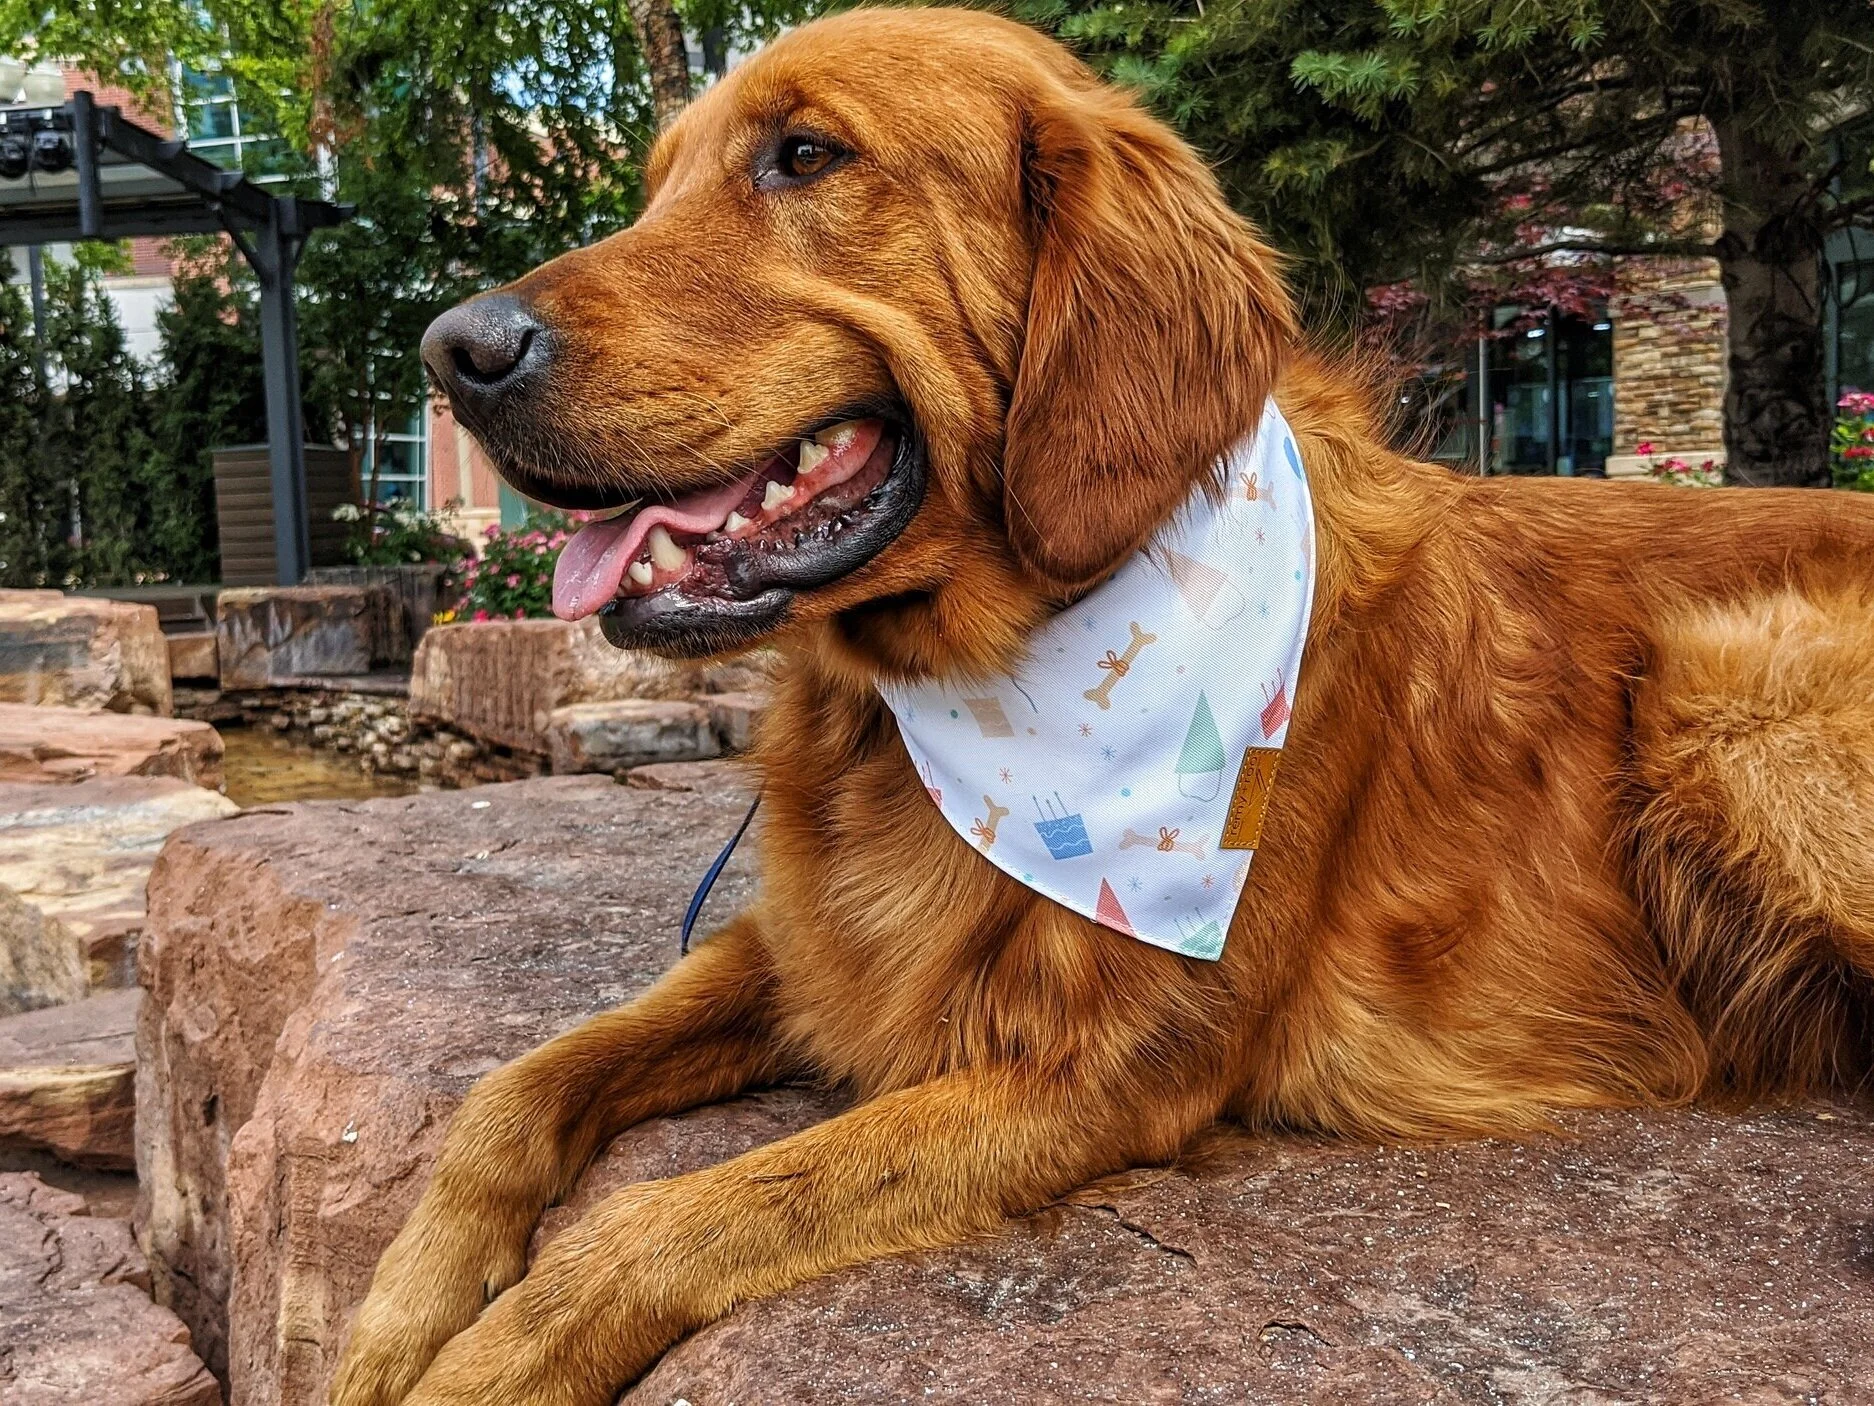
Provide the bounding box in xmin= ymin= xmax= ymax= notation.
xmin=332 ymin=8 xmax=1874 ymax=1402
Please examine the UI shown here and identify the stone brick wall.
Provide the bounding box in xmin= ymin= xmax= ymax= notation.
xmin=1611 ymin=257 xmax=1727 ymax=463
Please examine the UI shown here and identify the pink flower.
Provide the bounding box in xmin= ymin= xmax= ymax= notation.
xmin=506 ymin=573 xmax=521 ymax=588
xmin=1845 ymin=445 xmax=1874 ymax=460
xmin=484 ymin=524 xmax=500 ymax=539
xmin=473 ymin=609 xmax=491 ymax=622
xmin=1635 ymin=441 xmax=1655 ymax=456
xmin=513 ymin=608 xmax=525 ymax=618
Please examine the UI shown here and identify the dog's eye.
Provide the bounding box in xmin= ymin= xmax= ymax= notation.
xmin=768 ymin=134 xmax=841 ymax=185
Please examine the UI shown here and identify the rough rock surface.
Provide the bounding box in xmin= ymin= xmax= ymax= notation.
xmin=166 ymin=631 xmax=219 ymax=683
xmin=138 ymin=767 xmax=1874 ymax=1404
xmin=137 ymin=767 xmax=761 ymax=1387
xmin=0 ymin=989 xmax=138 ymax=1170
xmin=0 ymin=703 xmax=223 ymax=787
xmin=0 ymin=589 xmax=172 ymax=715
xmin=0 ymin=1172 xmax=219 ymax=1405
xmin=0 ymin=778 xmax=238 ymax=1014
xmin=407 ymin=617 xmax=765 ymax=753
xmin=545 ymin=699 xmax=720 ymax=774
xmin=703 ymin=688 xmax=769 ymax=753
xmin=215 ymin=586 xmax=407 ymax=690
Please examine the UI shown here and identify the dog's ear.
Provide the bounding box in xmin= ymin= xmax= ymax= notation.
xmin=1004 ymin=79 xmax=1297 ymax=592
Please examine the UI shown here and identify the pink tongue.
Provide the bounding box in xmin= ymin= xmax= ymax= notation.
xmin=552 ymin=477 xmax=753 ymax=620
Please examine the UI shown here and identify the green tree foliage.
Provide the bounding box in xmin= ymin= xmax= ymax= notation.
xmin=0 ymin=254 xmax=50 ymax=587
xmin=146 ymin=243 xmax=271 ymax=582
xmin=1022 ymin=0 xmax=1874 ymax=484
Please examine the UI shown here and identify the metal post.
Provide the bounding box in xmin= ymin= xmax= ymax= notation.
xmin=1476 ymin=332 xmax=1491 ymax=475
xmin=246 ymin=200 xmax=311 ymax=584
xmin=1545 ymin=305 xmax=1563 ymax=476
xmin=70 ymin=91 xmax=101 ymax=239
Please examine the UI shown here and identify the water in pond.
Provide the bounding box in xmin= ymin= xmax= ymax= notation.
xmin=219 ymin=727 xmax=421 ymax=808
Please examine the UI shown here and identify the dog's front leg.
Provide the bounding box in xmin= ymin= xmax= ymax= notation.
xmin=398 ymin=1065 xmax=1211 ymax=1405
xmin=329 ymin=915 xmax=789 ymax=1406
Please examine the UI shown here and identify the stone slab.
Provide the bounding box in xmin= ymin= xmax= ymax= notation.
xmin=137 ymin=767 xmax=761 ymax=1387
xmin=0 ymin=590 xmax=172 ymax=716
xmin=408 ymin=617 xmax=767 ymax=753
xmin=545 ymin=699 xmax=719 ymax=774
xmin=135 ymin=765 xmax=1874 ymax=1404
xmin=704 ymin=688 xmax=768 ymax=753
xmin=166 ymin=631 xmax=219 ymax=683
xmin=0 ymin=989 xmax=138 ymax=1170
xmin=0 ymin=1171 xmax=219 ymax=1405
xmin=216 ymin=586 xmax=408 ymax=691
xmin=0 ymin=703 xmax=223 ymax=788
xmin=0 ymin=778 xmax=238 ymax=1015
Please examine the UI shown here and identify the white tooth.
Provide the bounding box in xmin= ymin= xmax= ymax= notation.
xmin=762 ymin=479 xmax=796 ymax=511
xmin=798 ymin=439 xmax=830 ymax=476
xmin=647 ymin=525 xmax=687 ymax=571
xmin=724 ymin=511 xmax=750 ymax=534
xmin=627 ymin=559 xmax=654 ymax=586
xmin=813 ymin=420 xmax=860 ymax=450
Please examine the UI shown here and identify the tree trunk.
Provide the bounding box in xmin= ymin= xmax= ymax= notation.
xmin=626 ymin=0 xmax=691 ymax=131
xmin=1711 ymin=116 xmax=1830 ymax=487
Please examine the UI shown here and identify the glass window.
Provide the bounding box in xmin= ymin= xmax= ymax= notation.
xmin=1484 ymin=306 xmax=1614 ymax=475
xmin=174 ymin=62 xmax=290 ymax=182
xmin=360 ymin=407 xmax=430 ymax=510
xmin=1836 ymin=259 xmax=1874 ymax=401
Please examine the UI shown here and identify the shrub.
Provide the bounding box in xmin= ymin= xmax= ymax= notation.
xmin=445 ymin=516 xmax=571 ymax=622
xmin=336 ymin=497 xmax=471 ymax=567
xmin=1831 ymin=390 xmax=1874 ymax=492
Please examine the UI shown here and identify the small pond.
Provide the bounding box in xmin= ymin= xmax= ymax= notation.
xmin=219 ymin=726 xmax=421 ymax=808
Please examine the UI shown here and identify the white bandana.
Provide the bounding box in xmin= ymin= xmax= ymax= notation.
xmin=880 ymin=402 xmax=1315 ymax=960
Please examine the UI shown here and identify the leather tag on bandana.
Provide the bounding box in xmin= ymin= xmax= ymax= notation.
xmin=1220 ymin=747 xmax=1283 ymax=851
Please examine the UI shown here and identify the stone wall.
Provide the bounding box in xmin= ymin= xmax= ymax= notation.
xmin=0 ymin=591 xmax=172 ymax=715
xmin=1610 ymin=256 xmax=1728 ymax=470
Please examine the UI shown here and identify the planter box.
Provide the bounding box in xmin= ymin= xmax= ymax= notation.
xmin=210 ymin=445 xmax=353 ymax=586
xmin=408 ymin=617 xmax=765 ymax=755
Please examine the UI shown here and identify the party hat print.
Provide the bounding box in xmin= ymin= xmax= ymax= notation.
xmin=1094 ymin=878 xmax=1136 ymax=936
xmin=1175 ymin=692 xmax=1226 ymax=801
xmin=1174 ymin=912 xmax=1226 ymax=960
xmin=1166 ymin=551 xmax=1245 ymax=630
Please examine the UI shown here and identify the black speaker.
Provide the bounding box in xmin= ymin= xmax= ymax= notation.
xmin=30 ymin=129 xmax=71 ymax=173
xmin=0 ymin=134 xmax=28 ymax=181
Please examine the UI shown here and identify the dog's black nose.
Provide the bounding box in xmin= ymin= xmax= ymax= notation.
xmin=421 ymin=294 xmax=549 ymax=406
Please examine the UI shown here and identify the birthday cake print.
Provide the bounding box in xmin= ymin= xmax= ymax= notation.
xmin=879 ymin=399 xmax=1316 ymax=961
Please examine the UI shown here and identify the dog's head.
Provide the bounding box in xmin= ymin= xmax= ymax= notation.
xmin=422 ymin=7 xmax=1295 ymax=678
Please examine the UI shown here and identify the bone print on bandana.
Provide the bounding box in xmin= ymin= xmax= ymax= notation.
xmin=879 ymin=400 xmax=1316 ymax=961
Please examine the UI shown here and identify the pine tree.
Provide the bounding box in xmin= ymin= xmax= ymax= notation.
xmin=0 ymin=254 xmax=49 ymax=588
xmin=1024 ymin=0 xmax=1874 ymax=486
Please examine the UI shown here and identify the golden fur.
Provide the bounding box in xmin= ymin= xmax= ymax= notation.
xmin=331 ymin=10 xmax=1874 ymax=1403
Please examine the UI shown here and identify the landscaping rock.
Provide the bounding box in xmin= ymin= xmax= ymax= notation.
xmin=545 ymin=699 xmax=719 ymax=774
xmin=137 ymin=767 xmax=761 ymax=1386
xmin=0 ymin=778 xmax=238 ymax=1014
xmin=0 ymin=989 xmax=137 ymax=1170
xmin=408 ymin=617 xmax=766 ymax=753
xmin=215 ymin=586 xmax=408 ymax=690
xmin=0 ymin=589 xmax=172 ymax=715
xmin=165 ymin=631 xmax=219 ymax=683
xmin=0 ymin=1171 xmax=219 ymax=1406
xmin=705 ymin=689 xmax=769 ymax=752
xmin=0 ymin=703 xmax=223 ymax=787
xmin=135 ymin=765 xmax=1874 ymax=1404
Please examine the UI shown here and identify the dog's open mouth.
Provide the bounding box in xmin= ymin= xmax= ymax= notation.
xmin=549 ymin=414 xmax=924 ymax=652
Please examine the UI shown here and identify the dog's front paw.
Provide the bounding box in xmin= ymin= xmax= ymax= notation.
xmin=328 ymin=1210 xmax=528 ymax=1406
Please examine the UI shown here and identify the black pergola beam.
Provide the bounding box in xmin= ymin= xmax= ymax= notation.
xmin=0 ymin=94 xmax=351 ymax=585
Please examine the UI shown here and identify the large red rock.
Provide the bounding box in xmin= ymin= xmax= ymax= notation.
xmin=0 ymin=590 xmax=172 ymax=715
xmin=137 ymin=768 xmax=762 ymax=1387
xmin=407 ymin=617 xmax=765 ymax=754
xmin=0 ymin=1172 xmax=219 ymax=1405
xmin=0 ymin=703 xmax=223 ymax=787
xmin=0 ymin=988 xmax=138 ymax=1170
xmin=135 ymin=769 xmax=1874 ymax=1404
